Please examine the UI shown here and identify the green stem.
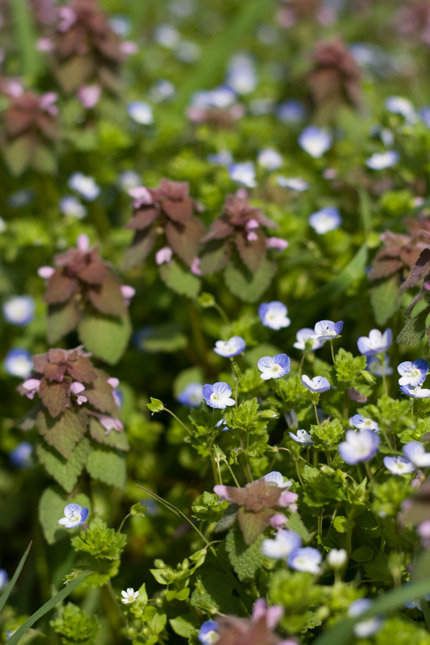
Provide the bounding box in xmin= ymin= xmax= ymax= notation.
xmin=165 ymin=408 xmax=192 ymax=434
xmin=313 ymin=403 xmax=320 ymax=425
xmin=329 ymin=340 xmax=336 ymax=364
xmin=421 ymin=598 xmax=430 ymax=631
xmin=222 ymin=457 xmax=241 ymax=487
xmin=117 ymin=512 xmax=131 ymax=533
xmin=214 ymin=302 xmax=230 ymax=324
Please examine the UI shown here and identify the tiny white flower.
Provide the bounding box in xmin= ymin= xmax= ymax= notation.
xmin=327 ymin=549 xmax=348 ymax=569
xmin=121 ymin=587 xmax=139 ymax=604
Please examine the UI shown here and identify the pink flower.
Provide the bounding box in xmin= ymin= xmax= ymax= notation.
xmin=39 ymin=92 xmax=58 ymax=116
xmin=270 ymin=513 xmax=287 ymax=529
xmin=107 ymin=377 xmax=120 ymax=389
xmin=246 ymin=218 xmax=259 ymax=230
xmin=95 ymin=414 xmax=123 ymax=435
xmin=58 ymin=7 xmax=76 ymax=31
xmin=156 ymin=246 xmax=173 ymax=265
xmin=191 ymin=258 xmax=201 ymax=275
xmin=213 ymin=484 xmax=231 ymax=502
xmin=252 ymin=599 xmax=283 ymax=630
xmin=22 ymin=379 xmax=41 ymax=399
xmin=128 ymin=186 xmax=152 ymax=208
xmin=38 ymin=266 xmax=55 ymax=279
xmin=266 ymin=237 xmax=288 ymax=251
xmin=36 ymin=37 xmax=54 ymax=52
xmin=120 ymin=41 xmax=138 ymax=55
xmin=77 ymin=85 xmax=101 ymax=109
xmin=70 ymin=381 xmax=87 ymax=405
xmin=246 ymin=231 xmax=258 ymax=242
xmin=76 ymin=234 xmax=90 ymax=251
xmin=278 ymin=490 xmax=298 ymax=510
xmin=121 ymin=285 xmax=135 ymax=305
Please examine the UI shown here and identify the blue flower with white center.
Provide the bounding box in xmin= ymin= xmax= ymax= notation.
xmin=68 ymin=172 xmax=100 ymax=201
xmin=216 ymin=418 xmax=230 ymax=432
xmin=350 ymin=414 xmax=379 ymax=432
xmin=289 ymin=429 xmax=313 ymax=445
xmin=276 ymin=99 xmax=305 ymax=124
xmin=3 ymin=348 xmax=33 ymax=378
xmin=348 ymin=599 xmax=383 ymax=638
xmin=313 ymin=320 xmax=344 ymax=341
xmin=357 ymin=328 xmax=392 ymax=356
xmin=228 ymin=162 xmax=256 ymax=188
xmin=309 ymin=207 xmax=342 ymax=234
xmin=383 ymin=456 xmax=415 ymax=475
xmin=3 ymin=296 xmax=35 ymax=326
xmin=258 ymin=301 xmax=290 ymax=330
xmin=10 ymin=442 xmax=33 ymax=468
xmin=0 ymin=569 xmax=8 ymax=590
xmin=198 ymin=620 xmax=219 ymax=645
xmin=397 ymin=359 xmax=429 ymax=387
xmin=385 ymin=96 xmax=417 ymax=122
xmin=257 ymin=148 xmax=283 ymax=170
xmin=202 ymin=382 xmax=235 ymax=409
xmin=58 ymin=503 xmax=89 ymax=528
xmin=338 ymin=429 xmax=380 ymax=465
xmin=288 ymin=548 xmax=322 ymax=574
xmin=177 ymin=383 xmax=203 ymax=407
xmin=403 ymin=442 xmax=430 ymax=468
xmin=149 ymin=79 xmax=175 ymax=102
xmin=365 ymin=150 xmax=399 ymax=170
xmin=59 ymin=195 xmax=87 ymax=219
xmin=192 ymin=86 xmax=236 ymax=110
xmin=263 ymin=471 xmax=287 ymax=487
xmin=400 ymin=384 xmax=430 ymax=398
xmin=226 ymin=53 xmax=257 ymax=94
xmin=127 ymin=101 xmax=154 ymax=125
xmin=367 ymin=354 xmax=393 ymax=376
xmin=293 ymin=328 xmax=323 ymax=351
xmin=213 ymin=336 xmax=246 ymax=358
xmin=298 ymin=126 xmax=332 ymax=158
xmin=262 ymin=529 xmax=302 ymax=559
xmin=207 ymin=150 xmax=233 ymax=166
xmin=301 ymin=375 xmax=331 ymax=393
xmin=276 ymin=176 xmax=309 ymax=191
xmin=258 ymin=354 xmax=290 ymax=380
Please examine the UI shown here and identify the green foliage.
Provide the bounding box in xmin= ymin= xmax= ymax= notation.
xmin=77 ymin=313 xmax=131 ymax=365
xmin=223 ymin=259 xmax=276 ymax=302
xmin=159 ymin=260 xmax=200 ymax=298
xmin=370 ymin=277 xmax=400 ymax=326
xmin=86 ymin=448 xmax=126 ymax=488
xmin=71 ymin=518 xmax=126 ymax=560
xmin=311 ymin=418 xmax=345 ymax=448
xmin=39 ymin=487 xmax=91 ymax=545
xmin=225 ymin=529 xmax=264 ymax=581
xmin=50 ymin=603 xmax=99 ymax=645
xmin=36 ymin=437 xmax=91 ymax=493
xmin=334 ymin=349 xmax=368 ymax=387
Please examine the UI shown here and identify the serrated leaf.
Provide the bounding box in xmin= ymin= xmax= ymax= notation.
xmin=169 ymin=615 xmax=199 ymax=638
xmin=225 ymin=529 xmax=264 ymax=581
xmin=190 ymin=573 xmax=241 ymax=614
xmin=36 ymin=437 xmax=91 ymax=493
xmin=159 ymin=260 xmax=200 ymax=298
xmin=122 ymin=229 xmax=157 ymax=270
xmin=224 ymin=259 xmax=276 ymax=303
xmin=88 ymin=273 xmax=127 ymax=317
xmin=85 ymin=369 xmax=119 ymax=416
xmin=199 ymin=240 xmax=231 ymax=274
xmin=370 ymin=277 xmax=400 ymax=326
xmin=214 ymin=505 xmax=238 ymax=533
xmin=39 ymin=380 xmax=69 ymax=418
xmin=88 ymin=417 xmax=129 ymax=451
xmin=47 ymin=299 xmax=81 ymax=344
xmin=165 ymin=218 xmax=206 ymax=266
xmin=287 ymin=512 xmax=310 ymax=540
xmin=86 ymin=447 xmax=126 ymax=488
xmin=237 ymin=507 xmax=274 ymax=544
xmin=39 ymin=486 xmax=91 ymax=544
xmin=2 ymin=135 xmax=33 ymax=175
xmin=78 ymin=313 xmax=131 ymax=365
xmin=397 ymin=308 xmax=430 ymax=346
xmin=37 ymin=409 xmax=86 ymax=459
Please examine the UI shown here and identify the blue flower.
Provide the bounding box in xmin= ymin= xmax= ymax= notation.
xmin=198 ymin=620 xmax=219 ymax=645
xmin=403 ymin=442 xmax=430 ymax=468
xmin=276 ymin=176 xmax=309 ymax=191
xmin=2 ymin=296 xmax=35 ymax=326
xmin=262 ymin=529 xmax=302 ymax=559
xmin=68 ymin=172 xmax=100 ymax=201
xmin=276 ymin=99 xmax=305 ymax=124
xmin=357 ymin=328 xmax=392 ymax=356
xmin=397 ymin=359 xmax=429 ymax=387
xmin=288 ymin=547 xmax=322 ymax=574
xmin=309 ymin=207 xmax=342 ymax=234
xmin=59 ymin=195 xmax=87 ymax=219
xmin=127 ymin=101 xmax=154 ymax=125
xmin=313 ymin=319 xmax=343 ymax=341
xmin=10 ymin=442 xmax=33 ymax=468
xmin=3 ymin=348 xmax=33 ymax=378
xmin=366 ymin=354 xmax=393 ymax=376
xmin=177 ymin=383 xmax=203 ymax=407
xmin=385 ymin=96 xmax=417 ymax=122
xmin=338 ymin=430 xmax=380 ymax=465
xmin=293 ymin=328 xmax=323 ymax=351
xmin=383 ymin=456 xmax=415 ymax=475
xmin=258 ymin=354 xmax=290 ymax=380
xmin=0 ymin=569 xmax=8 ymax=590
xmin=228 ymin=162 xmax=256 ymax=188
xmin=350 ymin=414 xmax=379 ymax=432
xmin=400 ymin=384 xmax=430 ymax=398
xmin=289 ymin=429 xmax=313 ymax=445
xmin=258 ymin=301 xmax=290 ymax=330
xmin=348 ymin=599 xmax=383 ymax=638
xmin=213 ymin=336 xmax=246 ymax=358
xmin=257 ymin=148 xmax=283 ymax=170
xmin=207 ymin=150 xmax=233 ymax=166
xmin=298 ymin=126 xmax=332 ymax=158
xmin=58 ymin=503 xmax=89 ymax=528
xmin=365 ymin=151 xmax=398 ymax=170
xmin=202 ymin=382 xmax=235 ymax=409
xmin=301 ymin=375 xmax=331 ymax=393
xmin=227 ymin=53 xmax=257 ymax=95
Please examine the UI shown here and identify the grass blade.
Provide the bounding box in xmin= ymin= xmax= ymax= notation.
xmin=7 ymin=572 xmax=89 ymax=645
xmin=0 ymin=541 xmax=32 ymax=613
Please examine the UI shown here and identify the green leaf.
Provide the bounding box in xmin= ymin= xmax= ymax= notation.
xmin=47 ymin=300 xmax=81 ymax=344
xmin=146 ymin=398 xmax=165 ymax=413
xmin=397 ymin=307 xmax=430 ymax=345
xmin=2 ymin=136 xmax=33 ymax=176
xmin=169 ymin=615 xmax=199 ymax=638
xmin=224 ymin=258 xmax=276 ymax=303
xmin=225 ymin=529 xmax=264 ymax=581
xmin=88 ymin=418 xmax=129 ymax=451
xmin=370 ymin=277 xmax=400 ymax=326
xmin=333 ymin=516 xmax=355 ymax=534
xmin=191 ymin=573 xmax=241 ymax=614
xmin=198 ymin=292 xmax=216 ymax=308
xmin=159 ymin=260 xmax=200 ymax=298
xmin=78 ymin=313 xmax=131 ymax=365
xmin=39 ymin=486 xmax=91 ymax=545
xmin=86 ymin=448 xmax=126 ymax=488
xmin=0 ymin=542 xmax=32 ymax=613
xmin=139 ymin=323 xmax=187 ymax=353
xmin=36 ymin=437 xmax=91 ymax=493
xmin=287 ymin=512 xmax=310 ymax=541
xmin=10 ymin=0 xmax=41 ymax=78
xmin=237 ymin=507 xmax=273 ymax=544
xmin=351 ymin=545 xmax=374 ymax=562
xmin=7 ymin=573 xmax=89 ymax=645
xmin=37 ymin=409 xmax=86 ymax=459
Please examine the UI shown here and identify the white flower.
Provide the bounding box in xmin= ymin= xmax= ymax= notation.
xmin=298 ymin=126 xmax=332 ymax=158
xmin=3 ymin=349 xmax=33 ymax=378
xmin=257 ymin=148 xmax=283 ymax=170
xmin=309 ymin=207 xmax=342 ymax=234
xmin=385 ymin=96 xmax=417 ymax=122
xmin=276 ymin=176 xmax=309 ymax=191
xmin=357 ymin=329 xmax=392 ymax=356
xmin=365 ymin=151 xmax=398 ymax=170
xmin=121 ymin=587 xmax=139 ymax=604
xmin=262 ymin=530 xmax=301 ymax=559
xmin=59 ymin=195 xmax=87 ymax=219
xmin=288 ymin=548 xmax=322 ymax=574
xmin=349 ymin=599 xmax=383 ymax=638
xmin=3 ymin=296 xmax=35 ymax=326
xmin=226 ymin=53 xmax=257 ymax=94
xmin=228 ymin=162 xmax=256 ymax=188
xmin=403 ymin=442 xmax=430 ymax=468
xmin=327 ymin=549 xmax=348 ymax=569
xmin=127 ymin=102 xmax=154 ymax=125
xmin=68 ymin=173 xmax=100 ymax=201
xmin=383 ymin=456 xmax=415 ymax=475
xmin=301 ymin=375 xmax=331 ymax=393
xmin=258 ymin=301 xmax=290 ymax=330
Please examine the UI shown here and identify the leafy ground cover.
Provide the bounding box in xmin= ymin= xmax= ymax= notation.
xmin=1 ymin=0 xmax=430 ymax=643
